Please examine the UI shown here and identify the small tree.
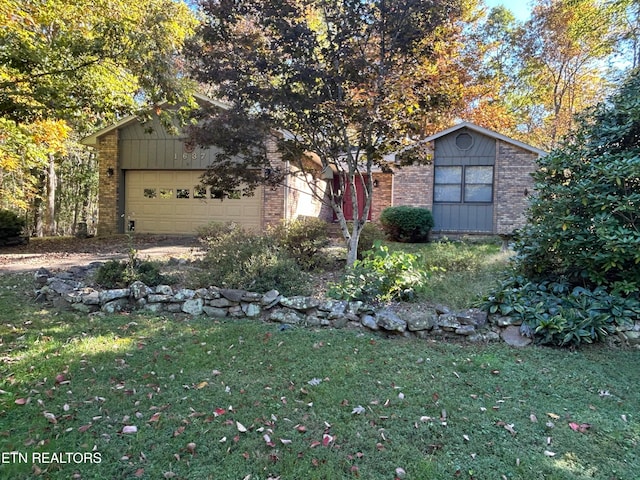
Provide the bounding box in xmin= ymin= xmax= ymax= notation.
xmin=515 ymin=69 xmax=640 ymax=293
xmin=186 ymin=0 xmax=462 ymax=266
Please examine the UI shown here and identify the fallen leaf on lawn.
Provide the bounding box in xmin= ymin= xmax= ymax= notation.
xmin=546 ymin=421 xmax=555 ymax=428
xmin=14 ymin=398 xmax=29 ymax=405
xmin=212 ymin=369 xmax=222 ymax=376
xmin=163 ymin=472 xmax=177 ymax=479
xmin=307 ymin=378 xmax=322 ymax=386
xmin=309 ymin=440 xmax=321 ymax=448
xmin=196 ymin=381 xmax=208 ymax=390
xmin=134 ymin=468 xmax=145 ymax=477
xmin=530 ymin=414 xmax=538 ymax=423
xmin=78 ymin=423 xmax=92 ymax=433
xmin=463 ymin=434 xmax=470 ymax=442
xmin=174 ymin=426 xmax=185 ymax=437
xmin=322 ymin=434 xmax=334 ymax=446
xmin=122 ymin=425 xmax=138 ymax=434
xmin=395 ymin=467 xmax=407 ymax=478
xmin=543 ymin=450 xmax=556 ymax=457
xmin=420 ymin=416 xmax=433 ymax=422
xmin=568 ymin=422 xmax=591 ymax=433
xmin=295 ymin=424 xmax=307 ymax=433
xmin=504 ymin=423 xmax=517 ymax=435
xmin=621 ymin=414 xmax=627 ymax=422
xmin=219 ymin=436 xmax=227 ymax=443
xmin=352 ymin=405 xmax=365 ymax=415
xmin=214 ymin=407 xmax=226 ymax=417
xmin=186 ymin=442 xmax=196 ymax=453
xmin=148 ymin=412 xmax=161 ymax=423
xmin=236 ymin=421 xmax=248 ymax=433
xmin=547 ymin=413 xmax=560 ymax=420
xmin=43 ymin=412 xmax=57 ymax=424
xmin=398 ymin=392 xmax=405 ymax=400
xmin=280 ymin=438 xmax=292 ymax=445
xmin=63 ymin=403 xmax=70 ymax=412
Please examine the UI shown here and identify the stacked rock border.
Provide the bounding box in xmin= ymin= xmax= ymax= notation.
xmin=33 ymin=264 xmax=640 ymax=347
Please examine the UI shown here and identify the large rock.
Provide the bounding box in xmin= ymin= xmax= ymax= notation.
xmin=102 ymin=298 xmax=130 ymax=313
xmin=269 ymin=309 xmax=305 ymax=324
xmin=182 ymin=298 xmax=204 ymax=315
xmin=219 ymin=288 xmax=246 ymax=302
xmin=241 ymin=302 xmax=261 ymax=317
xmin=130 ymin=281 xmax=151 ymax=300
xmin=99 ymin=288 xmax=130 ymax=303
xmin=361 ymin=314 xmax=379 ymax=330
xmin=376 ymin=309 xmax=407 ymax=332
xmin=501 ymin=325 xmax=533 ymax=347
xmin=279 ymin=296 xmax=320 ymax=311
xmin=261 ymin=290 xmax=281 ymax=308
xmin=405 ymin=309 xmax=438 ymax=331
xmin=203 ymin=306 xmax=228 ymax=318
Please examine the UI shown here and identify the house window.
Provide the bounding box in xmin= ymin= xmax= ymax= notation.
xmin=194 ymin=186 xmax=207 ymax=199
xmin=211 ymin=190 xmax=224 ymax=199
xmin=464 ymin=166 xmax=493 ymax=202
xmin=455 ymin=132 xmax=474 ymax=150
xmin=159 ymin=188 xmax=173 ymax=199
xmin=144 ymin=188 xmax=157 ymax=199
xmin=434 ymin=166 xmax=462 ymax=202
xmin=434 ymin=166 xmax=493 ymax=203
xmin=177 ymin=188 xmax=190 ymax=199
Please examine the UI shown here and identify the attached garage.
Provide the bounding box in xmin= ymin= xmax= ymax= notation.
xmin=81 ymin=95 xmax=292 ymax=236
xmin=125 ymin=170 xmax=263 ymax=234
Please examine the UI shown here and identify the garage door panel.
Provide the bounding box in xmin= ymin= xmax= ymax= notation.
xmin=125 ymin=171 xmax=263 ymax=234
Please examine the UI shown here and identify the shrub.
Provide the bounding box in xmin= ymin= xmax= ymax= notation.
xmin=95 ymin=259 xmax=165 ymax=288
xmin=270 ymin=217 xmax=329 ymax=270
xmin=0 ymin=209 xmax=25 ymax=241
xmin=422 ymin=240 xmax=485 ymax=272
xmin=513 ymin=70 xmax=640 ymax=291
xmin=198 ymin=225 xmax=310 ymax=296
xmin=482 ymin=276 xmax=639 ymax=347
xmin=354 ymin=222 xmax=386 ymax=258
xmin=328 ymin=242 xmax=431 ymax=302
xmin=379 ymin=206 xmax=434 ymax=243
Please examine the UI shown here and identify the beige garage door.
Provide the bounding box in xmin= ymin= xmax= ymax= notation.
xmin=125 ymin=170 xmax=263 ymax=234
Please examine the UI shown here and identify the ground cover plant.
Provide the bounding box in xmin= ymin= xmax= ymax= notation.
xmin=1 ymin=272 xmax=638 ymax=480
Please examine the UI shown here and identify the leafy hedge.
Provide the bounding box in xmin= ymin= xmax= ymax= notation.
xmin=379 ymin=206 xmax=434 ymax=243
xmin=482 ymin=277 xmax=639 ymax=347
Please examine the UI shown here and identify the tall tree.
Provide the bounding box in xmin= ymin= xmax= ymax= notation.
xmin=0 ymin=0 xmax=198 ymax=234
xmin=187 ymin=0 xmax=462 ymax=266
xmin=516 ymin=0 xmax=617 ymax=148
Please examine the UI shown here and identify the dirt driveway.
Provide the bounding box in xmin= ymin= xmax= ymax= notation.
xmin=0 ymin=235 xmax=203 ymax=273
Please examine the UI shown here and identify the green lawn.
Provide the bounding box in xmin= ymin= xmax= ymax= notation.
xmin=0 ymin=271 xmax=638 ymax=480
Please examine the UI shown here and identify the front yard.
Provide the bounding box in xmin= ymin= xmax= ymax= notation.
xmin=0 ymin=243 xmax=638 ymax=479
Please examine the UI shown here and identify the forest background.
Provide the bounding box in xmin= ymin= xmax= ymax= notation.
xmin=1 ymin=0 xmax=639 ymax=237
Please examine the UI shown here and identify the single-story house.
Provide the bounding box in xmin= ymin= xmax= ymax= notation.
xmin=83 ymin=98 xmax=544 ymax=236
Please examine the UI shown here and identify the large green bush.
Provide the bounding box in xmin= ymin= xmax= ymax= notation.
xmin=196 ymin=222 xmax=310 ymax=296
xmin=515 ymin=70 xmax=640 ymax=293
xmin=270 ymin=217 xmax=329 ymax=270
xmin=0 ymin=209 xmax=25 ymax=242
xmin=328 ymin=242 xmax=431 ymax=302
xmin=379 ymin=206 xmax=434 ymax=243
xmin=483 ymin=71 xmax=640 ymax=347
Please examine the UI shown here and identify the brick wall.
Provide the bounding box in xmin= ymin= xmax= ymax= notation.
xmin=494 ymin=141 xmax=537 ymax=234
xmin=96 ymin=130 xmax=120 ymax=236
xmin=391 ymin=164 xmax=433 ymax=210
xmin=371 ymin=172 xmax=393 ymax=221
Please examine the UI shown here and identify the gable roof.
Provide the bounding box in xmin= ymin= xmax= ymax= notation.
xmin=81 ymin=93 xmax=229 ymax=146
xmin=424 ymin=121 xmax=547 ymax=156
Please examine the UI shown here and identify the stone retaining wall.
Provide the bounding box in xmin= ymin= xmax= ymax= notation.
xmin=33 ymin=265 xmax=640 ymax=347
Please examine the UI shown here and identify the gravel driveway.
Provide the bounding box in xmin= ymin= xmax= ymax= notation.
xmin=0 ymin=235 xmax=203 ymax=273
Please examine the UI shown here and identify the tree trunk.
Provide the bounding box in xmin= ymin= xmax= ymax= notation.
xmin=44 ymin=154 xmax=57 ymax=236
